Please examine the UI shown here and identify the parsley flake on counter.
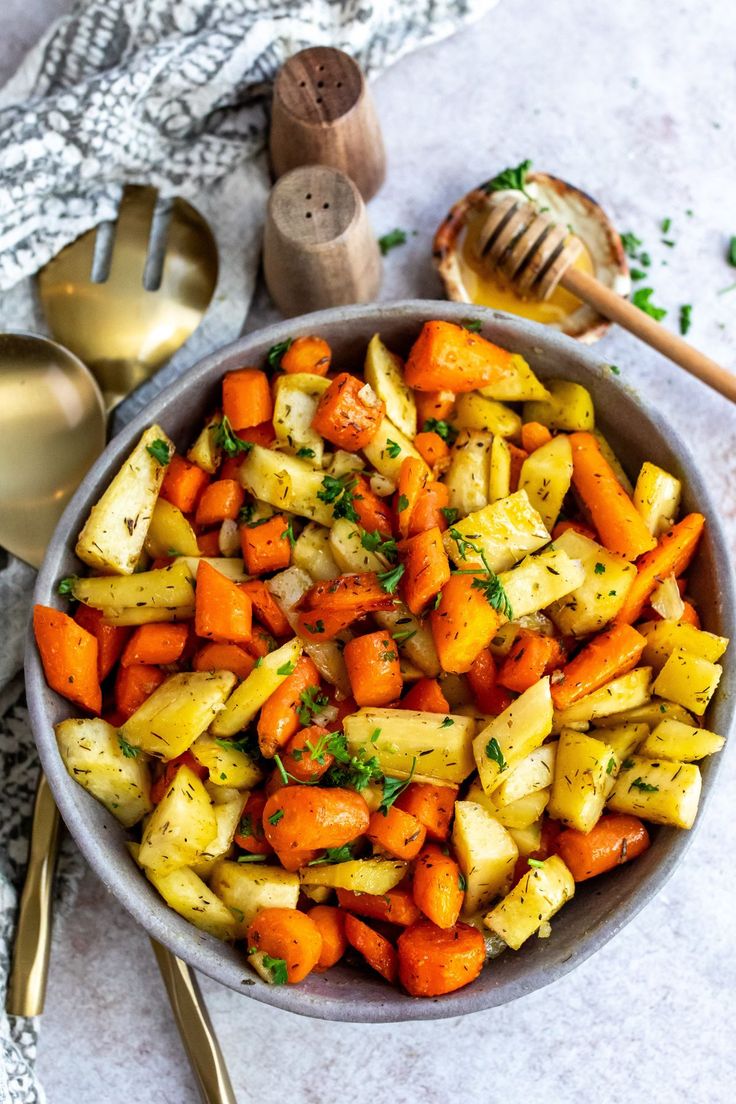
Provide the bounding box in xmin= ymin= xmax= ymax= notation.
xmin=631 ymin=287 xmax=667 ymax=321
xmin=679 ymin=304 xmax=693 ymax=335
xmin=378 ymin=229 xmax=408 ymax=255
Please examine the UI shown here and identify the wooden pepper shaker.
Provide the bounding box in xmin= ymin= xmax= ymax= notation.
xmin=270 ymin=46 xmax=386 ymax=201
xmin=263 ymin=164 xmax=382 ymax=316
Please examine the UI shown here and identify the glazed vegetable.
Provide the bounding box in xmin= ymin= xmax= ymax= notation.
xmin=40 ymin=320 xmax=727 ymax=1000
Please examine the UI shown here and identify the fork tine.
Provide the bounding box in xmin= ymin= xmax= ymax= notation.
xmin=143 ymin=195 xmax=174 ymax=292
xmin=89 ymin=219 xmax=117 ymax=284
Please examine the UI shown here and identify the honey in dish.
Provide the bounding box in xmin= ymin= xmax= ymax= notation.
xmin=459 ymin=210 xmax=595 ymax=325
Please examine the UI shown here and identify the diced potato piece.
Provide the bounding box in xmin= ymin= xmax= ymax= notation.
xmin=488 ymin=614 xmax=555 ymax=658
xmin=484 ymin=855 xmax=574 ymax=950
xmin=507 ymin=820 xmax=542 ymax=857
xmin=144 ymin=498 xmax=200 ymax=558
xmin=652 ymin=649 xmax=722 ymax=716
xmin=478 ymin=353 xmax=550 ymax=402
xmin=273 ymin=373 xmax=331 ymax=464
xmin=147 ymin=865 xmax=236 ymax=939
xmin=607 ymin=755 xmax=702 ymax=828
xmin=649 ymin=575 xmax=685 ymax=621
xmin=210 ymin=861 xmax=299 ymax=937
xmin=523 ymin=379 xmax=594 ymax=432
xmin=328 ymin=520 xmax=440 ymax=676
xmin=454 ymin=393 xmax=522 ymax=438
xmin=547 ymin=529 xmax=636 ymax=636
xmin=56 ymin=717 xmax=152 ymax=828
xmin=72 ymin=559 xmax=196 ymax=612
xmin=499 ymin=546 xmax=585 ymax=620
xmin=138 ymin=765 xmax=217 ymax=876
xmin=633 ymin=461 xmax=682 ymax=536
xmin=190 ymin=733 xmax=263 ymax=789
xmin=299 ymin=858 xmax=407 ymax=893
xmin=638 ymin=718 xmax=724 ymax=762
xmin=187 ymin=414 xmax=222 ymax=474
xmin=239 ymin=445 xmax=334 ymax=525
xmin=591 ymin=699 xmax=695 ymax=729
xmin=344 ymin=707 xmax=476 ymax=784
xmin=362 ymin=416 xmax=427 ymax=485
xmin=443 ymin=430 xmax=492 ymax=516
xmin=444 ymin=491 xmax=550 ymax=574
xmin=467 ymin=778 xmax=551 ymax=829
xmin=121 ymin=671 xmax=236 ymax=760
xmin=302 ymin=885 xmax=333 ymax=904
xmin=328 ymin=450 xmax=365 ymax=478
xmin=518 ymin=434 xmax=573 ymax=532
xmin=266 ymin=568 xmax=351 ymax=696
xmin=552 ymin=667 xmax=652 ymax=730
xmin=600 ymin=722 xmax=650 ymax=761
xmin=639 ymin=620 xmax=729 ymax=671
xmin=473 ymin=678 xmax=553 ymax=796
xmin=192 ymin=795 xmax=244 ymax=878
xmin=180 ymin=557 xmax=249 ymax=582
xmin=593 ymin=430 xmax=634 ymax=495
xmin=453 ymin=800 xmax=518 ymax=913
xmin=96 ymin=605 xmax=194 ymax=626
xmin=364 ymin=334 xmax=417 ymax=438
xmin=548 ymin=729 xmax=616 ymax=832
xmin=210 ymin=638 xmax=303 ymax=738
xmin=76 ymin=425 xmax=173 ymax=575
xmin=489 ymin=435 xmax=511 ymax=503
xmin=492 ymin=743 xmax=557 ymax=807
xmin=292 ymin=523 xmax=340 ymax=581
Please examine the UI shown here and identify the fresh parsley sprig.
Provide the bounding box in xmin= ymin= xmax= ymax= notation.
xmin=214 ymin=415 xmax=253 ymax=458
xmin=317 ymin=474 xmax=360 ymax=523
xmin=447 ymin=528 xmax=513 ymax=619
xmin=482 ymin=159 xmax=533 ymax=198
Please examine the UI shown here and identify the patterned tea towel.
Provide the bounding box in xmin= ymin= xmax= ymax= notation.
xmin=0 ymin=1 xmax=501 ymax=1100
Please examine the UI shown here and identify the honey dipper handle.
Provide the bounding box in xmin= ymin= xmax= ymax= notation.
xmin=561 ymin=267 xmax=736 ymax=403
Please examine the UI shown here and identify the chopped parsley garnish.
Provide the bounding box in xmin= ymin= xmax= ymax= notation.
xmin=118 ymin=735 xmax=139 ymax=759
xmin=303 ymin=619 xmax=325 ymax=635
xmin=527 ymin=858 xmax=545 ymax=869
xmin=268 ymin=809 xmax=284 ymax=825
xmin=482 ymin=159 xmax=532 ymax=198
xmin=378 ymin=229 xmax=408 ymax=255
xmin=606 ymin=757 xmax=617 ymax=775
xmin=214 ymin=415 xmax=253 ymax=458
xmin=630 ymin=777 xmax=659 ymax=793
xmin=238 ymin=502 xmax=255 ymax=525
xmin=397 ymin=494 xmax=409 ymax=514
xmin=378 ymin=759 xmax=416 ymax=815
xmin=441 ymin=506 xmax=459 ymax=524
xmin=266 ymin=338 xmax=292 ymax=372
xmin=485 ymin=736 xmax=507 ymax=772
xmin=458 ymin=872 xmax=467 ymax=891
xmin=57 ymin=576 xmax=77 ymax=596
xmin=461 ymin=318 xmax=482 ymax=333
xmin=296 ymin=447 xmax=315 ymax=459
xmin=661 ymin=217 xmax=672 ymax=234
xmin=283 ymin=519 xmax=297 ymax=548
xmin=607 ymin=364 xmax=621 ymax=376
xmin=146 ymin=439 xmax=171 ymax=465
xmin=380 ymin=649 xmax=398 ymax=662
xmin=322 ymin=734 xmax=383 ymax=792
xmin=237 ymin=854 xmax=267 ymax=863
xmin=260 ymin=953 xmax=288 ymax=985
xmin=440 ymin=717 xmax=454 ymax=728
xmin=392 ymin=629 xmax=417 ymax=645
xmin=360 ymin=529 xmax=398 ymax=561
xmin=277 ymin=660 xmax=296 ymax=676
xmin=377 ymin=563 xmax=405 ymax=594
xmin=385 ymin=439 xmax=402 ymax=459
xmin=307 ymin=844 xmax=355 ymax=866
xmin=215 ymin=734 xmax=260 ymax=758
xmin=679 ymin=304 xmax=693 ymax=335
xmin=594 ymin=562 xmax=606 ymax=575
xmin=317 ymin=474 xmax=360 ymax=523
xmin=297 ymin=686 xmax=329 ymax=726
xmin=448 ymin=528 xmax=513 ymax=619
xmin=422 ymin=418 xmax=458 ymax=445
xmin=621 ymin=232 xmax=643 ymax=258
xmin=621 ymin=758 xmax=635 ymax=770
xmin=631 ymin=287 xmax=667 ymax=322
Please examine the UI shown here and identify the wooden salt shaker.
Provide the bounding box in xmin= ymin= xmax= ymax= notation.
xmin=263 ymin=165 xmax=382 ymax=316
xmin=270 ymin=46 xmax=386 ymax=201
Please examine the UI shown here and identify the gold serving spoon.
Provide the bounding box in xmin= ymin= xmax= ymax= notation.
xmin=38 ymin=185 xmax=218 ymax=407
xmin=473 ymin=194 xmax=736 ymax=402
xmin=1 ymin=332 xmax=235 ymax=1104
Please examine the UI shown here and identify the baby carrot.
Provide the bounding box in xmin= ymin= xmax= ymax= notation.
xmin=569 ymin=432 xmax=657 ymax=560
xmin=367 ymin=806 xmax=427 ymax=861
xmin=308 ymin=905 xmax=346 ymax=970
xmin=407 ymin=481 xmax=450 ymax=536
xmin=279 ymin=725 xmax=334 ymax=783
xmin=397 ymin=919 xmax=485 ymax=997
xmin=343 ymin=914 xmax=397 ymax=984
xmin=262 ymin=787 xmax=370 ymax=852
xmin=412 ymin=843 xmax=464 ymax=929
xmin=234 ymin=790 xmax=273 ymax=855
xmin=556 ymin=814 xmax=650 ymax=881
xmin=257 ymin=654 xmax=321 ymax=757
xmin=247 ymin=907 xmax=322 ymax=983
xmin=551 ymin=624 xmax=646 ymax=710
xmin=336 ymin=886 xmax=420 ymax=927
xmin=281 ymin=336 xmax=331 ymax=377
xmin=396 ymin=456 xmax=429 ymax=538
xmin=301 ymin=572 xmax=395 ymax=615
xmin=343 ymin=630 xmax=403 ymax=707
xmin=614 ymin=513 xmax=706 ymax=625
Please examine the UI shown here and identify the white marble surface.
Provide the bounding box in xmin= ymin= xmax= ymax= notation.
xmin=4 ymin=0 xmax=736 ymax=1101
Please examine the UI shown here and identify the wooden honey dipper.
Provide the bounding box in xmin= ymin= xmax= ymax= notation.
xmin=475 ymin=194 xmax=736 ymax=402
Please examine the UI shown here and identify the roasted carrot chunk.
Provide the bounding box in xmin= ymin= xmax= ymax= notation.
xmin=336 ymin=886 xmax=420 ymax=927
xmin=241 ymin=515 xmax=291 ymax=575
xmin=121 ymin=622 xmax=189 ymax=667
xmin=280 ymin=725 xmax=333 ymax=783
xmin=194 ymin=560 xmax=252 ymax=644
xmin=521 ymin=421 xmax=553 ymax=452
xmin=115 ymin=663 xmax=165 ymax=720
xmin=311 ymin=373 xmax=385 ymax=451
xmin=160 ymin=454 xmax=210 ymax=514
xmin=466 ymin=648 xmax=515 ymax=715
xmin=344 ymin=630 xmax=403 ymax=707
xmin=614 ymin=513 xmax=705 ymax=625
xmin=343 ymin=914 xmax=397 ymax=984
xmin=497 ymin=630 xmax=565 ymax=693
xmin=395 ymin=782 xmax=456 ymax=841
xmin=570 ymin=432 xmax=657 ymax=560
xmin=262 ymin=786 xmax=370 ymax=851
xmin=367 ymin=806 xmax=427 ymax=861
xmin=234 ymin=790 xmax=273 ymax=855
xmin=401 ymin=526 xmax=451 ymax=615
xmin=551 ymin=624 xmax=646 ymax=710
xmin=241 ymin=579 xmax=291 ymax=638
xmin=222 ymin=368 xmax=272 ymax=430
xmin=74 ymin=604 xmax=129 ymax=681
xmin=415 ymin=389 xmax=455 ymax=425
xmin=301 ymin=572 xmax=395 ymax=615
xmin=33 ymin=606 xmax=101 ymax=713
xmin=351 ymin=475 xmax=394 ymax=537
xmin=247 ymin=908 xmax=322 ymax=983
xmin=257 ymin=655 xmax=321 ymax=757
xmin=309 ymin=905 xmax=346 ymax=970
xmin=412 ymin=843 xmax=464 ymax=929
xmin=413 ymin=431 xmax=450 ymax=470
xmin=397 ymin=919 xmax=485 ymax=997
xmin=195 ymin=479 xmax=245 ymax=527
xmin=405 ymin=321 xmax=519 ymax=393
xmin=193 ymin=642 xmax=255 ymax=680
xmin=557 ymin=814 xmax=650 ymax=881
xmin=400 ymin=678 xmax=450 ymax=714
xmin=396 ymin=456 xmax=429 ymax=539
xmin=281 ymin=336 xmax=331 ymax=376
xmin=407 ymin=481 xmax=450 ymax=536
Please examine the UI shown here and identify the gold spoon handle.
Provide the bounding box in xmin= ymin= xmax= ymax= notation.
xmin=6 ymin=772 xmax=60 ymax=1016
xmin=151 ymin=942 xmax=237 ymax=1104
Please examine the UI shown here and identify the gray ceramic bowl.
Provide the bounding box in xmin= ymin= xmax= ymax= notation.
xmin=26 ymin=301 xmax=735 ymax=1022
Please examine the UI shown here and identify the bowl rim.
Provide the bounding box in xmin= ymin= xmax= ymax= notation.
xmin=25 ymin=299 xmax=736 ymax=1022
